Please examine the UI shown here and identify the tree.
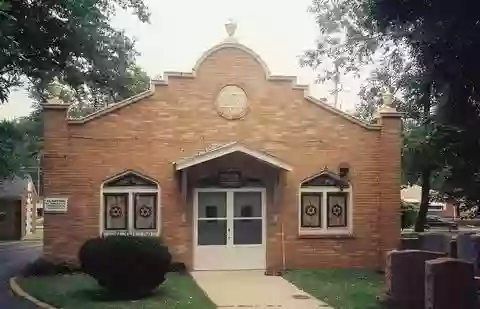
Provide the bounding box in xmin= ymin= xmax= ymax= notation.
xmin=304 ymin=0 xmax=441 ymax=231
xmin=0 ymin=120 xmax=27 ymax=178
xmin=0 ymin=0 xmax=150 ymax=103
xmin=369 ymin=0 xmax=480 ymax=214
xmin=0 ymin=0 xmax=152 ymax=179
xmin=31 ymin=64 xmax=150 ymax=118
xmin=301 ymin=0 xmax=402 ymax=103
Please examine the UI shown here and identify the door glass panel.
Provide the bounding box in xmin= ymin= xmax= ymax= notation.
xmin=233 ymin=219 xmax=262 ymax=245
xmin=198 ymin=192 xmax=227 ymax=218
xmin=233 ymin=192 xmax=262 ymax=218
xmin=198 ymin=220 xmax=227 ymax=245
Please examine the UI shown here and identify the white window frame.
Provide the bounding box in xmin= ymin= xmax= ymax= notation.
xmin=100 ymin=185 xmax=161 ymax=237
xmin=298 ymin=186 xmax=353 ymax=236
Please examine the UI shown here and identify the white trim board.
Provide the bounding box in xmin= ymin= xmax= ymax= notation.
xmin=174 ymin=143 xmax=292 ymax=171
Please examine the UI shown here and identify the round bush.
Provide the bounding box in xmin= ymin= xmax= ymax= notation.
xmin=79 ymin=236 xmax=172 ymax=299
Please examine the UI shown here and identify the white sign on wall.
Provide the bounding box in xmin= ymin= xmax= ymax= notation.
xmin=44 ymin=198 xmax=68 ymax=213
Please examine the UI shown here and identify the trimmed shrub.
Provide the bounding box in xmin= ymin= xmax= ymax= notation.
xmin=22 ymin=258 xmax=80 ymax=277
xmin=169 ymin=262 xmax=188 ymax=274
xmin=401 ymin=201 xmax=418 ymax=229
xmin=79 ymin=236 xmax=171 ymax=299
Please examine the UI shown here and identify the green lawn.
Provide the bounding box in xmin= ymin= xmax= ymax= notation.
xmin=17 ymin=273 xmax=216 ymax=309
xmin=283 ymin=269 xmax=386 ymax=309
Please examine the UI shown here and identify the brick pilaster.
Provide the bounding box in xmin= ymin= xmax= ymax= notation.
xmin=377 ymin=107 xmax=402 ymax=268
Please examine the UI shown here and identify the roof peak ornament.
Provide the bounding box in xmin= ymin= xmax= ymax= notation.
xmin=224 ymin=19 xmax=238 ymax=42
xmin=376 ymin=90 xmax=398 ymax=115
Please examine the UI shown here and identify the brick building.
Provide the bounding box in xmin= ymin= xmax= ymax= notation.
xmin=42 ymin=22 xmax=402 ymax=272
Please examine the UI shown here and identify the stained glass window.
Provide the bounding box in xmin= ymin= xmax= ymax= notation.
xmin=104 ymin=194 xmax=128 ymax=230
xmin=301 ymin=193 xmax=322 ymax=228
xmin=102 ymin=171 xmax=159 ymax=236
xmin=299 ymin=170 xmax=352 ymax=234
xmin=134 ymin=193 xmax=157 ymax=229
xmin=327 ymin=192 xmax=348 ymax=228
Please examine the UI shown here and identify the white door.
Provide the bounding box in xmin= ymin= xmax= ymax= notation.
xmin=193 ymin=189 xmax=266 ymax=270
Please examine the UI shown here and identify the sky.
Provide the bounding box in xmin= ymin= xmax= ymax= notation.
xmin=0 ymin=0 xmax=367 ymax=121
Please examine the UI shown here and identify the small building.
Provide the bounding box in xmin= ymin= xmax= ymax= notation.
xmin=0 ymin=175 xmax=37 ymax=240
xmin=400 ymin=185 xmax=457 ymax=219
xmin=41 ymin=22 xmax=402 ymax=272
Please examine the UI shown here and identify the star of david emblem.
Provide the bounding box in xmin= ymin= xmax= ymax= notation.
xmin=109 ymin=206 xmax=122 ymax=218
xmin=305 ymin=205 xmax=317 ymax=216
xmin=332 ymin=204 xmax=343 ymax=217
xmin=139 ymin=206 xmax=152 ymax=218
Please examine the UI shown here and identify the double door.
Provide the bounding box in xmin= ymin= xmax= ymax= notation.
xmin=193 ymin=188 xmax=266 ymax=270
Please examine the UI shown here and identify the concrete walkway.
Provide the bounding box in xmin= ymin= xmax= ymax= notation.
xmin=191 ymin=270 xmax=333 ymax=309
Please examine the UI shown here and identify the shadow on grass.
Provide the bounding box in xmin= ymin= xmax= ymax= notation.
xmin=69 ymin=286 xmax=172 ymax=303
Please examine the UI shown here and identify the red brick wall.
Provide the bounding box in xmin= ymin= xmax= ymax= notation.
xmin=42 ymin=45 xmax=401 ymax=269
xmin=377 ymin=116 xmax=402 ymax=268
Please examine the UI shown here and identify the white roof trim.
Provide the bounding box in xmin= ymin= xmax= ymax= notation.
xmin=67 ymin=83 xmax=155 ymax=124
xmin=151 ymin=41 xmax=309 ymax=92
xmin=102 ymin=169 xmax=161 ymax=187
xmin=64 ymin=41 xmax=381 ymax=129
xmin=174 ymin=142 xmax=292 ymax=171
xmin=152 ymin=41 xmax=379 ymax=131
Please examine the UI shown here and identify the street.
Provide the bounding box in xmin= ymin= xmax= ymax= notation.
xmin=0 ymin=241 xmax=42 ymax=309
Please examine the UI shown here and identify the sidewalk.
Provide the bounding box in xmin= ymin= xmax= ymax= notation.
xmin=23 ymin=227 xmax=43 ymax=241
xmin=191 ymin=270 xmax=333 ymax=309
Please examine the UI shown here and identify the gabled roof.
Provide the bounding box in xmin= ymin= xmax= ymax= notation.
xmin=0 ymin=175 xmax=30 ymax=199
xmin=64 ymin=41 xmax=380 ymax=130
xmin=301 ymin=169 xmax=350 ymax=188
xmin=68 ymin=84 xmax=155 ymax=124
xmin=102 ymin=169 xmax=160 ymax=187
xmin=174 ymin=142 xmax=292 ymax=171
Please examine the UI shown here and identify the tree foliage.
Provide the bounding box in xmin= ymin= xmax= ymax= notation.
xmin=369 ymin=0 xmax=480 ymax=211
xmin=304 ymin=0 xmax=452 ymax=230
xmin=0 ymin=0 xmax=149 ymax=103
xmin=0 ymin=120 xmax=28 ymax=178
xmin=0 ymin=0 xmax=151 ymax=179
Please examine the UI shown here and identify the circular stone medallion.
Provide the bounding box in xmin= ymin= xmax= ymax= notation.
xmin=215 ymin=85 xmax=248 ymax=120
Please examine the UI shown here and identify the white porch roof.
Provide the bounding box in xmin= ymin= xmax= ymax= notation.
xmin=173 ymin=142 xmax=293 ymax=171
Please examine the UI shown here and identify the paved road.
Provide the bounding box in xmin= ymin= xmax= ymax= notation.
xmin=0 ymin=241 xmax=42 ymax=309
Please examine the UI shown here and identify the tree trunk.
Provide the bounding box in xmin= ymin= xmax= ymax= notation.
xmin=414 ymin=79 xmax=433 ymax=232
xmin=415 ymin=168 xmax=432 ymax=232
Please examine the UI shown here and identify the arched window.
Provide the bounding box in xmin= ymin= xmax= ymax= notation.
xmin=298 ymin=170 xmax=352 ymax=235
xmin=101 ymin=171 xmax=160 ymax=237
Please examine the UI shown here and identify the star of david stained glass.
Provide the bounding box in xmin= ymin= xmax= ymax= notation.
xmin=305 ymin=205 xmax=317 ymax=216
xmin=139 ymin=205 xmax=152 ymax=218
xmin=331 ymin=204 xmax=343 ymax=217
xmin=109 ymin=206 xmax=123 ymax=218
xmin=327 ymin=193 xmax=347 ymax=228
xmin=301 ymin=194 xmax=321 ymax=228
xmin=102 ymin=172 xmax=158 ymax=234
xmin=104 ymin=194 xmax=128 ymax=230
xmin=299 ymin=171 xmax=351 ymax=234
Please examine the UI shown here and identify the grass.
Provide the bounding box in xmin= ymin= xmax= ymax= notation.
xmin=283 ymin=269 xmax=386 ymax=309
xmin=17 ymin=273 xmax=216 ymax=309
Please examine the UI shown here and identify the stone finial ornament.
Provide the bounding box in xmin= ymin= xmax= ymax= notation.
xmin=46 ymin=97 xmax=64 ymax=105
xmin=377 ymin=90 xmax=398 ymax=114
xmin=225 ymin=19 xmax=237 ymax=37
xmin=382 ymin=91 xmax=394 ymax=108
